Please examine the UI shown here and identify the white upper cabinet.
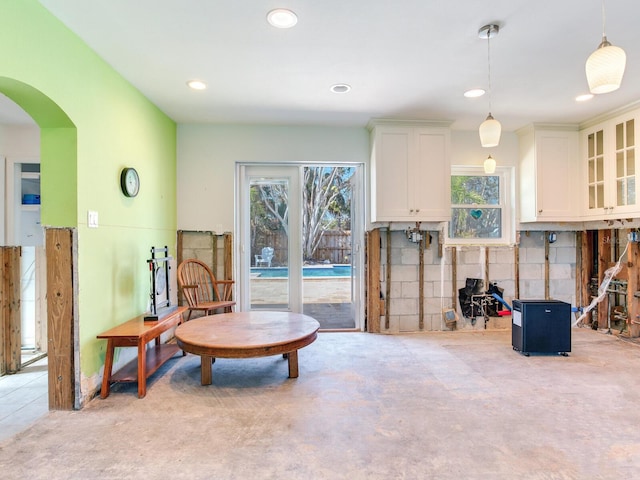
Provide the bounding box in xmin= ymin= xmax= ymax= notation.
xmin=369 ymin=120 xmax=451 ymax=223
xmin=582 ymin=112 xmax=639 ymax=219
xmin=517 ymin=125 xmax=579 ymax=222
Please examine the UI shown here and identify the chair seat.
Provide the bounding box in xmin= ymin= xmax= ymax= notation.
xmin=194 ymin=300 xmax=236 ymax=312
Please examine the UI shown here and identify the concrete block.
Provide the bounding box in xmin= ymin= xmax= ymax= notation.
xmin=550 ymin=279 xmax=576 ymax=297
xmin=457 ymin=264 xmax=484 ymax=282
xmin=490 ymin=247 xmax=515 ymax=265
xmin=401 ymin=281 xmax=419 ymax=298
xmin=425 ymin=264 xmax=450 ymax=281
xmin=554 ymin=232 xmax=577 ymax=247
xmin=520 ymin=231 xmax=545 ymax=248
xmin=420 ymin=281 xmax=435 ymax=298
xmin=392 ymin=264 xmax=418 ymax=282
xmin=521 ymin=280 xmax=545 ymax=299
xmin=401 ymin=247 xmax=419 ymax=265
xmin=553 ymin=247 xmax=576 ymax=264
xmin=390 ymin=297 xmax=418 ymax=315
xmin=519 ymin=263 xmax=542 ymax=280
xmin=389 ymin=282 xmax=402 ymax=299
xmin=549 ymin=263 xmax=573 ymax=280
xmin=488 ymin=263 xmax=515 ymax=282
xmin=522 ymin=246 xmax=545 ymax=264
xmin=460 ymin=247 xmax=485 ymax=265
xmin=399 ymin=315 xmax=419 ymax=332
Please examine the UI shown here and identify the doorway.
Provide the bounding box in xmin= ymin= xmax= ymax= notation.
xmin=238 ymin=164 xmax=363 ymax=330
xmin=5 ymin=158 xmax=46 ymax=367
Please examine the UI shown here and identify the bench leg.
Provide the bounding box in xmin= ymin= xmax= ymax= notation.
xmin=100 ymin=339 xmax=115 ymax=399
xmin=287 ymin=350 xmax=299 ymax=378
xmin=200 ymin=355 xmax=213 ymax=385
xmin=137 ymin=341 xmax=147 ymax=398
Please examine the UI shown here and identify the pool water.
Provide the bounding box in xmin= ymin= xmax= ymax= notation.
xmin=251 ymin=265 xmax=352 ymax=278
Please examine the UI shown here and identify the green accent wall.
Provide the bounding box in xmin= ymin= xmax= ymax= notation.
xmin=0 ymin=0 xmax=178 ymax=398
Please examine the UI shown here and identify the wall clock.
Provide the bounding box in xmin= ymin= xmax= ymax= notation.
xmin=120 ymin=167 xmax=140 ymax=197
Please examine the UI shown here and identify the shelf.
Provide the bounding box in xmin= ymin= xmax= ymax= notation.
xmin=21 ymin=204 xmax=40 ymax=211
xmin=21 ymin=172 xmax=40 ymax=180
xmin=110 ymin=344 xmax=181 ymax=383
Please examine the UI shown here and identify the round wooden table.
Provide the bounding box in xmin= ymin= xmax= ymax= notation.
xmin=175 ymin=311 xmax=320 ymax=385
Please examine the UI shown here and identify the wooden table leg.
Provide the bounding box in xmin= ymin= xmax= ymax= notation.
xmin=100 ymin=339 xmax=115 ymax=399
xmin=137 ymin=341 xmax=147 ymax=398
xmin=287 ymin=350 xmax=299 ymax=378
xmin=200 ymin=355 xmax=213 ymax=385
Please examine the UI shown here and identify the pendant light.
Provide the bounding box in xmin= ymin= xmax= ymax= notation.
xmin=586 ymin=0 xmax=626 ymax=94
xmin=483 ymin=155 xmax=496 ymax=174
xmin=478 ymin=24 xmax=501 ymax=148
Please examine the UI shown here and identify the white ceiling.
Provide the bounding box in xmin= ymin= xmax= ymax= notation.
xmin=18 ymin=0 xmax=640 ymax=131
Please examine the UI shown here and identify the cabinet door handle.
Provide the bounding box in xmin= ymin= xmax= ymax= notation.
xmin=538 ymin=209 xmax=543 ymax=214
xmin=415 ymin=209 xmax=420 ymax=213
xmin=409 ymin=209 xmax=414 ymax=213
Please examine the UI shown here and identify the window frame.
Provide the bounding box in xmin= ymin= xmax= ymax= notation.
xmin=446 ymin=165 xmax=514 ymax=246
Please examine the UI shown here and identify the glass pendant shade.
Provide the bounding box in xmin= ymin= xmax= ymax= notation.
xmin=586 ymin=37 xmax=626 ymax=94
xmin=483 ymin=155 xmax=496 ymax=174
xmin=479 ymin=113 xmax=502 ymax=148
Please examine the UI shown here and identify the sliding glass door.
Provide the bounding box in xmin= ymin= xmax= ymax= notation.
xmin=238 ymin=164 xmax=362 ymax=330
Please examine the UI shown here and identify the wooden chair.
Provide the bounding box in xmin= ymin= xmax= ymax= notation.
xmin=177 ymin=258 xmax=236 ymax=321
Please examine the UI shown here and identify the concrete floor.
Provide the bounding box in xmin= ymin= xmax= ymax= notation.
xmin=2 ymin=328 xmax=640 ymax=479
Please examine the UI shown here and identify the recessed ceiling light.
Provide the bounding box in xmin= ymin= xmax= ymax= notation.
xmin=330 ymin=84 xmax=351 ymax=94
xmin=267 ymin=9 xmax=298 ymax=28
xmin=187 ymin=80 xmax=207 ymax=90
xmin=575 ymin=93 xmax=594 ymax=102
xmin=464 ymin=88 xmax=486 ymax=98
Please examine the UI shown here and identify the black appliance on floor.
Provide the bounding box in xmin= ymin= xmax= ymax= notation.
xmin=512 ymin=299 xmax=571 ymax=356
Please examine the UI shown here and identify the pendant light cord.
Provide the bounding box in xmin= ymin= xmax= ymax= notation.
xmin=601 ymin=0 xmax=606 ymax=38
xmin=486 ymin=28 xmax=492 ymax=115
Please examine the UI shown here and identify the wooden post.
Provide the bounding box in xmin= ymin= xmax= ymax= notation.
xmin=211 ymin=233 xmax=218 ymax=277
xmin=627 ymin=231 xmax=640 ymax=337
xmin=484 ymin=247 xmax=490 ymax=291
xmin=385 ymin=228 xmax=391 ymax=330
xmin=451 ymin=246 xmax=457 ymax=309
xmin=575 ymin=231 xmax=583 ymax=314
xmin=544 ymin=231 xmax=550 ymax=300
xmin=514 ymin=243 xmax=520 ymax=300
xmin=177 ymin=230 xmax=184 ymax=306
xmin=418 ymin=230 xmax=424 ymax=330
xmin=365 ymin=229 xmax=381 ymax=333
xmin=224 ymin=233 xmax=233 ymax=282
xmin=581 ymin=231 xmax=594 ymax=326
xmin=46 ymin=228 xmax=75 ymax=410
xmin=597 ymin=230 xmax=612 ymax=330
xmin=1 ymin=247 xmax=21 ymax=374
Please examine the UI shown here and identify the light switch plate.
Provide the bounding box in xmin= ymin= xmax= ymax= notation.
xmin=88 ymin=210 xmax=99 ymax=228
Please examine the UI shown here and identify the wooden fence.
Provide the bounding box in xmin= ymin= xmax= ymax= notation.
xmin=253 ymin=230 xmax=351 ymax=266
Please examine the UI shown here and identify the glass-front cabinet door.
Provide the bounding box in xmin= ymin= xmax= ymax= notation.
xmin=615 ymin=118 xmax=635 ymax=209
xmin=587 ymin=128 xmax=605 ymax=212
xmin=584 ymin=113 xmax=639 ymax=218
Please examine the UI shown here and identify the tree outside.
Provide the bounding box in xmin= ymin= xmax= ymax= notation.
xmin=450 ymin=175 xmax=501 ymax=239
xmin=250 ymin=166 xmax=354 ymax=265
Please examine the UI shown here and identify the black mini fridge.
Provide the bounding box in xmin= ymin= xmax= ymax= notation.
xmin=512 ymin=299 xmax=571 ymax=356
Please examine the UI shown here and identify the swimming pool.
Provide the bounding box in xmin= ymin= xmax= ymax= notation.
xmin=251 ymin=265 xmax=352 ymax=278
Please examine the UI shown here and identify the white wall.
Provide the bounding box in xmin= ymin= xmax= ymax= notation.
xmin=451 ymin=130 xmax=518 ymax=167
xmin=0 ymin=124 xmax=40 ymax=245
xmin=177 ymin=124 xmax=370 ymax=232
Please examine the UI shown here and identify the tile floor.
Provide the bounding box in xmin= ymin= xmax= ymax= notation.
xmin=0 ymin=357 xmax=48 ymax=443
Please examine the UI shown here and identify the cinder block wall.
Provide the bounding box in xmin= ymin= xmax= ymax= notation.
xmin=179 ymin=231 xmax=227 ymax=281
xmin=379 ymin=230 xmax=577 ymax=332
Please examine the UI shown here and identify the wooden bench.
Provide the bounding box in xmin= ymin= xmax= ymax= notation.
xmin=96 ymin=306 xmax=187 ymax=398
